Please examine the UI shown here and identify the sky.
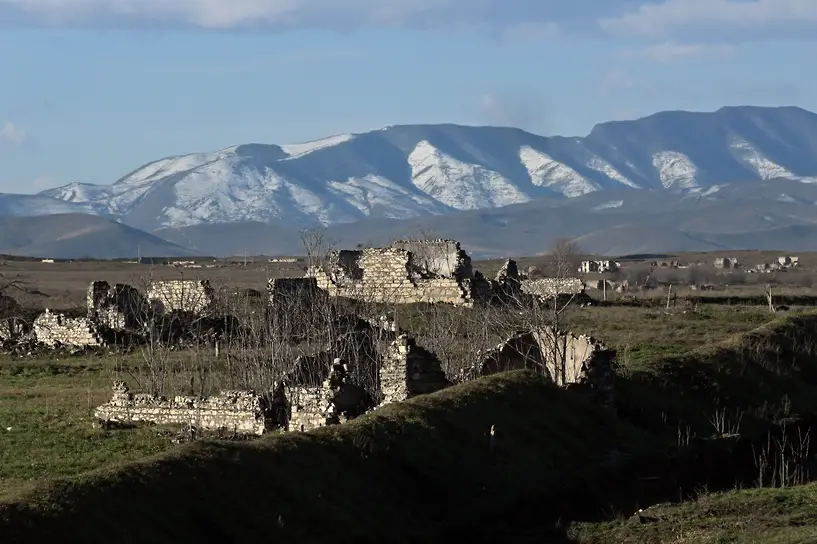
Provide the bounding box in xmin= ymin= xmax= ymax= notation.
xmin=0 ymin=0 xmax=814 ymax=193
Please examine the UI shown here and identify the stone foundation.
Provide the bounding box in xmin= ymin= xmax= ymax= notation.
xmin=94 ymin=381 xmax=275 ymax=436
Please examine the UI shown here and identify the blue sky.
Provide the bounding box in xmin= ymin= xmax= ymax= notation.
xmin=0 ymin=0 xmax=814 ymax=193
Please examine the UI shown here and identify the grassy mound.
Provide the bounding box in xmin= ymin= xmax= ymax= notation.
xmin=0 ymin=371 xmax=656 ymax=543
xmin=617 ymin=311 xmax=817 ymax=437
xmin=569 ymin=482 xmax=817 ymax=543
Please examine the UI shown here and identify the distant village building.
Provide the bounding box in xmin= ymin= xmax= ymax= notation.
xmin=649 ymin=260 xmax=679 ymax=269
xmin=714 ymin=257 xmax=740 ymax=269
xmin=579 ymin=260 xmax=619 ymax=273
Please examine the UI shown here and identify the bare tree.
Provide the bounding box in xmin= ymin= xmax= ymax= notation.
xmin=300 ymin=228 xmax=334 ymax=271
xmin=0 ymin=272 xmax=28 ymax=297
xmin=546 ymin=238 xmax=581 ymax=278
xmin=539 ymin=238 xmax=583 ymax=385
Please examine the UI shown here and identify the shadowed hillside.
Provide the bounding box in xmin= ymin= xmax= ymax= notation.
xmin=0 ymin=371 xmax=655 ymax=543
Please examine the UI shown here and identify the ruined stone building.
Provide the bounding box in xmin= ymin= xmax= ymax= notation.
xmin=146 ymin=279 xmax=215 ymax=314
xmin=475 ymin=327 xmax=616 ymax=411
xmin=307 ymin=239 xmax=488 ymax=306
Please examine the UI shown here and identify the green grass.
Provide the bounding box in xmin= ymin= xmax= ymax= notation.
xmin=0 ymin=371 xmax=659 ymax=543
xmin=614 ymin=310 xmax=817 ymax=439
xmin=0 ymin=360 xmax=171 ymax=495
xmin=569 ymin=483 xmax=817 ymax=543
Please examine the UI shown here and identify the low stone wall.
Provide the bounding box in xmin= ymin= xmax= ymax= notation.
xmin=94 ymin=382 xmax=274 ymax=436
xmin=521 ymin=278 xmax=585 ymax=299
xmin=33 ymin=309 xmax=103 ymax=347
xmin=147 ymin=279 xmax=215 ymax=314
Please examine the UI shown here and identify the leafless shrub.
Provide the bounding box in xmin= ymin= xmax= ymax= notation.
xmin=753 ymin=426 xmax=811 ymax=488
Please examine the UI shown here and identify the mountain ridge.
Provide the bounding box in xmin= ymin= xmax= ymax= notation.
xmin=25 ymin=105 xmax=816 ymax=231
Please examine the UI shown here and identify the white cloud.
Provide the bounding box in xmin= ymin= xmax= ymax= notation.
xmin=600 ymin=0 xmax=817 ymax=40
xmin=615 ymin=41 xmax=737 ymax=62
xmin=0 ymin=121 xmax=25 ymax=145
xmin=0 ymin=0 xmax=533 ymax=28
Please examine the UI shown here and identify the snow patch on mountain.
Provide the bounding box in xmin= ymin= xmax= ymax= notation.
xmin=729 ymin=136 xmax=795 ymax=180
xmin=282 ymin=134 xmax=354 ymax=159
xmin=652 ymin=151 xmax=698 ymax=188
xmin=586 ymin=157 xmax=640 ymax=188
xmin=518 ymin=146 xmax=597 ymax=197
xmin=326 ymin=175 xmax=450 ymax=219
xmin=121 ymin=149 xmax=235 ymax=185
xmin=409 ymin=140 xmax=531 ymax=209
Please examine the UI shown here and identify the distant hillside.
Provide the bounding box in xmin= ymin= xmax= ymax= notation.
xmin=155 ymin=179 xmax=817 ymax=258
xmin=0 ymin=214 xmax=196 ymax=259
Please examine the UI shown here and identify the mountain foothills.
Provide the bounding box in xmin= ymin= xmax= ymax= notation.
xmin=2 ymin=105 xmax=817 ymax=258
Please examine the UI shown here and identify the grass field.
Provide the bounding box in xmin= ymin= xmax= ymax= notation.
xmin=2 ymin=254 xmax=817 ymax=541
xmin=569 ymin=484 xmax=817 ymax=543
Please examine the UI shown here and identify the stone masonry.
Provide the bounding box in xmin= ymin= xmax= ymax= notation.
xmin=33 ymin=309 xmax=105 ymax=347
xmin=476 ymin=327 xmax=616 ymax=410
xmin=379 ymin=334 xmax=452 ymax=405
xmin=286 ymin=359 xmax=374 ymax=432
xmin=87 ymin=281 xmax=149 ymax=330
xmin=94 ymin=381 xmax=276 ymax=436
xmin=520 ymin=277 xmax=586 ymax=300
xmin=146 ymin=279 xmax=216 ymax=314
xmin=308 ymin=239 xmax=485 ymax=306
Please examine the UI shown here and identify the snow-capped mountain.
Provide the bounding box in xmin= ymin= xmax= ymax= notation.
xmin=35 ymin=105 xmax=817 ymax=230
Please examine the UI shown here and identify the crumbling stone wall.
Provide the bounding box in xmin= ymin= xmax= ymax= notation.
xmin=475 ymin=328 xmax=616 ymax=410
xmin=147 ymin=279 xmax=215 ymax=314
xmin=87 ymin=281 xmax=149 ymax=330
xmin=309 ymin=240 xmax=483 ymax=306
xmin=94 ymin=381 xmax=275 ymax=435
xmin=267 ymin=277 xmax=323 ymax=307
xmin=33 ymin=309 xmax=104 ymax=347
xmin=286 ymin=359 xmax=374 ymax=432
xmin=391 ymin=239 xmax=472 ymax=278
xmin=520 ymin=277 xmax=585 ymax=299
xmin=379 ymin=334 xmax=451 ymax=405
xmin=477 ymin=331 xmax=546 ymax=376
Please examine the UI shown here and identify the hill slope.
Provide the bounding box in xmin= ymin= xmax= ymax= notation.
xmin=0 ymin=371 xmax=656 ymax=543
xmin=155 ymin=179 xmax=817 ymax=258
xmin=0 ymin=214 xmax=196 ymax=259
xmin=35 ymin=105 xmax=817 ymax=231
